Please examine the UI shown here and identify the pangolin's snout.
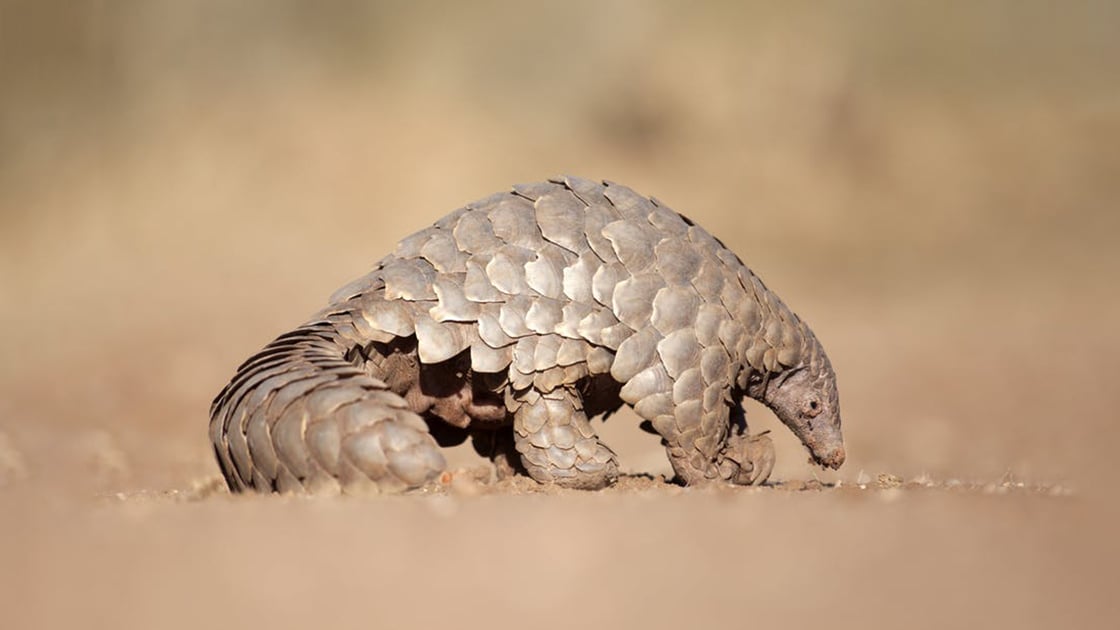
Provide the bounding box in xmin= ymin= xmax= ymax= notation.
xmin=813 ymin=445 xmax=846 ymax=470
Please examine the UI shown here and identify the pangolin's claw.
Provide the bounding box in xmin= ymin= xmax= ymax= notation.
xmin=721 ymin=430 xmax=775 ymax=486
xmin=743 ymin=432 xmax=775 ymax=486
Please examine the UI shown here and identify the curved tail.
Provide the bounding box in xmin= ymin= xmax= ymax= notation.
xmin=209 ymin=320 xmax=445 ymax=494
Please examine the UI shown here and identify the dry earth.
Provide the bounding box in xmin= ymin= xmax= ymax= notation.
xmin=1 ymin=3 xmax=1118 ymax=629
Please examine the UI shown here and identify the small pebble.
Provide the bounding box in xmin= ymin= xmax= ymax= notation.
xmin=876 ymin=473 xmax=903 ymax=489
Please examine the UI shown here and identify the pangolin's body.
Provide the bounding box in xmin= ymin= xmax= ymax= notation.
xmin=210 ymin=176 xmax=845 ymax=493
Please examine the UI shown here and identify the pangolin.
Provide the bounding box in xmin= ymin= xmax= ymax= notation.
xmin=209 ymin=176 xmax=845 ymax=493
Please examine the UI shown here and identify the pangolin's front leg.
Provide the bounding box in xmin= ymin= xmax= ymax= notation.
xmin=616 ymin=334 xmax=774 ymax=486
xmin=621 ymin=369 xmax=731 ymax=485
xmin=720 ymin=430 xmax=775 ymax=485
xmin=715 ymin=404 xmax=775 ymax=485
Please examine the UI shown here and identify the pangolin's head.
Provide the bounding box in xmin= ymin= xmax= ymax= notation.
xmin=756 ymin=337 xmax=845 ymax=470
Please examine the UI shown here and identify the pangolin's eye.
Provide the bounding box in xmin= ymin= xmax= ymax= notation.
xmin=804 ymin=399 xmax=822 ymax=417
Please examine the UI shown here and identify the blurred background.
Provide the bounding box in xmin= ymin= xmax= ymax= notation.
xmin=1 ymin=2 xmax=1118 ymax=628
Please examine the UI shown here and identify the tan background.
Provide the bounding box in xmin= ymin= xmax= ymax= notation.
xmin=1 ymin=2 xmax=1117 ymax=628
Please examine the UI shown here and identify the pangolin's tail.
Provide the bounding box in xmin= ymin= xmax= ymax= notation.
xmin=209 ymin=320 xmax=445 ymax=494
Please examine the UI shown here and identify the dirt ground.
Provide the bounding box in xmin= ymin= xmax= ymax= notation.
xmin=1 ymin=2 xmax=1118 ymax=629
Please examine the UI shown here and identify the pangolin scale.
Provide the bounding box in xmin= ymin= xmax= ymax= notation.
xmin=210 ymin=176 xmax=845 ymax=493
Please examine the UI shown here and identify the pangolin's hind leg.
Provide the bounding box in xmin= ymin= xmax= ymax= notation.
xmin=511 ymin=387 xmax=619 ymax=490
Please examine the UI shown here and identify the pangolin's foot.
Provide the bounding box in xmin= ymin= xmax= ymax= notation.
xmin=470 ymin=428 xmax=525 ymax=481
xmin=718 ymin=430 xmax=775 ymax=486
xmin=512 ymin=388 xmax=619 ymax=490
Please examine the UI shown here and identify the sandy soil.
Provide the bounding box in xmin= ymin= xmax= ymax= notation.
xmin=1 ymin=3 xmax=1118 ymax=629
